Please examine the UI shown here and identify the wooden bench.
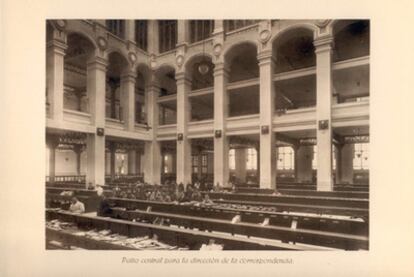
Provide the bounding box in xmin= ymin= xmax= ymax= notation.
xmin=46 ymin=210 xmax=315 ymax=250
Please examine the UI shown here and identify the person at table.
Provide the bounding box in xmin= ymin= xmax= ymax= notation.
xmin=97 ymin=194 xmax=112 ymax=217
xmin=69 ymin=197 xmax=85 ymax=214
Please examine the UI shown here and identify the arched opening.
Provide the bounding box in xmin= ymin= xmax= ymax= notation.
xmin=225 ymin=42 xmax=260 ymax=117
xmin=106 ymin=52 xmax=129 ymax=121
xmin=63 ymin=33 xmax=95 ymax=113
xmin=333 ymin=20 xmax=370 ymax=62
xmin=186 ymin=55 xmax=215 ymax=121
xmin=155 ymin=66 xmax=177 ymax=125
xmin=272 ymin=28 xmax=316 ymax=112
xmin=333 ymin=20 xmax=370 ymax=103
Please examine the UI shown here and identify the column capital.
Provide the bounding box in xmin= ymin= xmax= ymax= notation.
xmin=121 ymin=70 xmax=137 ymax=83
xmin=46 ymin=136 xmax=60 ymax=149
xmin=47 ymin=39 xmax=68 ymax=56
xmin=87 ymin=56 xmax=108 ymax=71
xmin=73 ymin=144 xmax=85 ymax=154
xmin=213 ymin=62 xmax=230 ymax=78
xmin=175 ymin=72 xmax=191 ymax=86
xmin=257 ymin=50 xmax=275 ymax=65
xmin=314 ymin=35 xmax=334 ymax=53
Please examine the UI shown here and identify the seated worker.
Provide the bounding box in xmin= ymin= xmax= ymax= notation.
xmin=202 ymin=194 xmax=213 ymax=204
xmin=95 ymin=184 xmax=104 ymax=196
xmin=69 ymin=197 xmax=85 ymax=214
xmin=97 ymin=194 xmax=112 ymax=217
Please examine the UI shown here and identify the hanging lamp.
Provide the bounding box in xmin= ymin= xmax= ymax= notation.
xmin=198 ymin=21 xmax=210 ymax=75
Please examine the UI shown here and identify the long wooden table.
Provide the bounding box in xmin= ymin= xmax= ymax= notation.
xmin=46 ymin=210 xmax=314 ymax=250
xmin=46 ymin=187 xmax=113 ymax=197
xmin=108 ymin=198 xmax=368 ymax=235
xmin=109 ymin=208 xmax=368 ymax=250
xmin=206 ymin=192 xmax=369 ymax=209
xmin=46 ymin=193 xmax=101 ymax=213
xmin=212 ymin=198 xmax=368 ymax=218
xmin=235 ymin=188 xmax=369 ymax=199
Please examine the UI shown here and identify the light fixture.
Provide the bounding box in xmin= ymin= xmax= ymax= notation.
xmin=198 ymin=21 xmax=210 ymax=75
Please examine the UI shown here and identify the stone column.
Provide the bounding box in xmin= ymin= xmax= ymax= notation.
xmin=258 ymin=50 xmax=276 ymax=189
xmin=73 ymin=145 xmax=83 ymax=176
xmin=85 ymin=56 xmax=107 ymax=187
xmin=86 ymin=134 xmax=106 ymax=187
xmin=213 ymin=63 xmax=230 ymax=187
xmin=143 ymin=142 xmax=162 ymax=185
xmin=47 ymin=136 xmax=60 ymax=182
xmin=108 ymin=143 xmax=116 ymax=180
xmin=340 ymin=144 xmax=355 ymax=184
xmin=121 ymin=70 xmax=137 ymax=131
xmin=293 ymin=145 xmax=299 ymax=182
xmin=335 ymin=144 xmax=342 ymax=184
xmin=235 ymin=148 xmax=247 ymax=183
xmin=176 ymin=72 xmax=192 ymax=185
xmin=136 ymin=150 xmax=142 ymax=174
xmin=125 ymin=20 xmax=136 ymax=43
xmin=143 ymin=82 xmax=161 ymax=185
xmin=213 ymin=20 xmax=224 ymax=34
xmin=314 ymin=36 xmax=334 ymax=191
xmin=128 ymin=149 xmax=137 ymax=175
xmin=46 ymin=34 xmax=67 ymax=121
xmin=296 ymin=145 xmax=314 ymax=183
xmin=177 ymin=20 xmax=190 ymax=45
xmin=147 ymin=20 xmax=159 ymax=54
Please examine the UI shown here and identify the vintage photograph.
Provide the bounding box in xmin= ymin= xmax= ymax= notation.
xmin=45 ymin=19 xmax=370 ymax=251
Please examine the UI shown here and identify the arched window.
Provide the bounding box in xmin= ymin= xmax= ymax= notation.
xmin=277 ymin=146 xmax=294 ymax=170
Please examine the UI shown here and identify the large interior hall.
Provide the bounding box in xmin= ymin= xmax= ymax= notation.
xmin=45 ymin=19 xmax=370 ymax=250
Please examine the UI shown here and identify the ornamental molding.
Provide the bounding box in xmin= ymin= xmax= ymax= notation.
xmin=97 ymin=36 xmax=108 ymax=51
xmin=128 ymin=52 xmax=137 ymax=64
xmin=51 ymin=20 xmax=67 ymax=31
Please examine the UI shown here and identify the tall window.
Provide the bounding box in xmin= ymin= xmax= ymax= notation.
xmin=135 ymin=20 xmax=148 ymax=51
xmin=159 ymin=20 xmax=177 ymax=53
xmin=106 ymin=20 xmax=125 ymax=38
xmin=201 ymin=155 xmax=208 ymax=173
xmin=229 ymin=149 xmax=235 ymax=170
xmin=246 ymin=148 xmax=257 ymax=170
xmin=192 ymin=155 xmax=199 ymax=173
xmin=353 ymin=143 xmax=369 ymax=170
xmin=192 ymin=154 xmax=208 ymax=173
xmin=224 ymin=20 xmax=260 ymax=32
xmin=190 ymin=20 xmax=214 ymax=43
xmin=312 ymin=146 xmax=317 ymax=170
xmin=277 ymin=146 xmax=294 ymax=170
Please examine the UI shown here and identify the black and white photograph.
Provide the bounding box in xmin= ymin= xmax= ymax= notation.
xmin=2 ymin=0 xmax=414 ymax=276
xmin=45 ymin=19 xmax=370 ymax=251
